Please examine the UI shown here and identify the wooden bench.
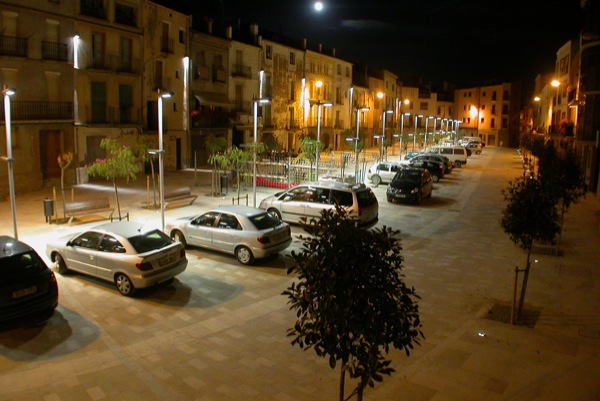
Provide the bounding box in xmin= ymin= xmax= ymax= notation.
xmin=163 ymin=187 xmax=197 ymax=209
xmin=64 ymin=197 xmax=115 ymax=224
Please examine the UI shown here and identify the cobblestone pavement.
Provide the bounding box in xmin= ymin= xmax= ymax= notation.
xmin=0 ymin=147 xmax=599 ymax=401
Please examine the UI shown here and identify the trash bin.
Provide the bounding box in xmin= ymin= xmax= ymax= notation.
xmin=43 ymin=198 xmax=54 ymax=224
xmin=220 ymin=174 xmax=228 ymax=195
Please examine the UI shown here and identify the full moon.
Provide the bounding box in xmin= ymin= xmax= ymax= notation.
xmin=314 ymin=2 xmax=323 ymax=11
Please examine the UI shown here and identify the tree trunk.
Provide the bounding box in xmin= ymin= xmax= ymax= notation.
xmin=150 ymin=159 xmax=157 ymax=208
xmin=517 ymin=245 xmax=532 ymax=319
xmin=113 ymin=180 xmax=122 ymax=220
xmin=60 ymin=168 xmax=67 ymax=219
xmin=555 ymin=202 xmax=565 ymax=256
xmin=339 ymin=365 xmax=345 ymax=401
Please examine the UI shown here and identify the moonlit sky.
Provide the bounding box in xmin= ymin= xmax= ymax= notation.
xmin=162 ymin=0 xmax=583 ymax=91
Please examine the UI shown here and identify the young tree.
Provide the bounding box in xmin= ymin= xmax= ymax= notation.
xmin=284 ymin=205 xmax=423 ymax=401
xmin=57 ymin=151 xmax=73 ymax=219
xmin=87 ymin=138 xmax=139 ymax=220
xmin=296 ymin=136 xmax=325 ymax=180
xmin=209 ymin=146 xmax=251 ymax=198
xmin=500 ymin=175 xmax=560 ymax=322
xmin=537 ymin=143 xmax=586 ymax=254
xmin=205 ymin=135 xmax=227 ymax=195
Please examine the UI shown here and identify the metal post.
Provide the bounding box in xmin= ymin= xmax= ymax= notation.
xmin=3 ymin=87 xmax=17 ymax=239
xmin=158 ymin=93 xmax=165 ymax=232
xmin=316 ymin=103 xmax=322 ymax=180
xmin=253 ymin=98 xmax=258 ymax=207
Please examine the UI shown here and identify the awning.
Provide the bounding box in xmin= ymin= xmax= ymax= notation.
xmin=194 ymin=92 xmax=231 ymax=107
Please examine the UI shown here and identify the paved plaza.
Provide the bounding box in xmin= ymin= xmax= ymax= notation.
xmin=0 ymin=147 xmax=599 ymax=401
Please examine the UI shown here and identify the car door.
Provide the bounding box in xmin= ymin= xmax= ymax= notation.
xmin=211 ymin=213 xmax=242 ymax=253
xmin=95 ymin=234 xmax=127 ymax=280
xmin=279 ymin=186 xmax=310 ymax=223
xmin=303 ymin=187 xmax=333 ymax=220
xmin=63 ymin=231 xmax=103 ymax=276
xmin=185 ymin=212 xmax=218 ymax=248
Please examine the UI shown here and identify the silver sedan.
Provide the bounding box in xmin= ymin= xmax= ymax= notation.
xmin=46 ymin=221 xmax=188 ymax=296
xmin=165 ymin=205 xmax=292 ymax=265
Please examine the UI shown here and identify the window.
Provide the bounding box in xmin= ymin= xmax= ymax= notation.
xmin=91 ymin=32 xmax=105 ymax=68
xmin=289 ymin=52 xmax=295 ymax=65
xmin=217 ymin=214 xmax=240 ymax=230
xmin=119 ymin=37 xmax=132 ymax=71
xmin=289 ymin=80 xmax=295 ymax=100
xmin=346 ymin=67 xmax=349 ymax=77
xmin=420 ymin=102 xmax=428 ymax=110
xmin=91 ymin=81 xmax=107 ymax=123
xmin=266 ymin=45 xmax=272 ymax=60
xmin=193 ymin=212 xmax=218 ymax=227
xmin=482 ymin=91 xmax=486 ymax=97
xmin=337 ymin=64 xmax=341 ymax=75
xmin=72 ymin=232 xmax=103 ymax=249
xmin=99 ymin=235 xmax=126 ymax=253
xmin=491 ymin=91 xmax=497 ymax=100
xmin=501 ymin=118 xmax=508 ymax=128
xmin=491 ymin=105 xmax=496 ymax=115
xmin=179 ymin=28 xmax=185 ymax=44
xmin=118 ymin=84 xmax=133 ymax=123
xmin=115 ymin=2 xmax=136 ymax=26
xmin=491 ymin=118 xmax=495 ymax=128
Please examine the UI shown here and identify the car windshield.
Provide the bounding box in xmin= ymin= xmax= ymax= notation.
xmin=394 ymin=170 xmax=421 ymax=181
xmin=3 ymin=251 xmax=46 ymax=278
xmin=128 ymin=229 xmax=173 ymax=254
xmin=248 ymin=212 xmax=282 ymax=230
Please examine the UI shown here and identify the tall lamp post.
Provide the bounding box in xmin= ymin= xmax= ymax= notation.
xmin=348 ymin=106 xmax=370 ymax=183
xmin=253 ymin=96 xmax=270 ymax=206
xmin=2 ymin=86 xmax=17 ymax=239
xmin=378 ymin=109 xmax=393 ymax=161
xmin=394 ymin=112 xmax=410 ymax=160
xmin=413 ymin=114 xmax=423 ymax=151
xmin=315 ymin=100 xmax=333 ymax=180
xmin=157 ymin=89 xmax=173 ymax=232
xmin=551 ymin=79 xmax=560 ymax=134
xmin=425 ymin=116 xmax=435 ymax=150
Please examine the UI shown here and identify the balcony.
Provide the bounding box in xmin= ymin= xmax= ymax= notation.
xmin=190 ymin=110 xmax=233 ymax=128
xmin=194 ymin=66 xmax=209 ymax=80
xmin=0 ymin=35 xmax=28 ymax=57
xmin=89 ymin=55 xmax=112 ymax=71
xmin=84 ymin=106 xmax=140 ymax=125
xmin=42 ymin=41 xmax=69 ymax=62
xmin=160 ymin=37 xmax=173 ymax=54
xmin=112 ymin=55 xmax=141 ymax=74
xmin=0 ymin=101 xmax=72 ymax=121
xmin=231 ymin=64 xmax=252 ymax=78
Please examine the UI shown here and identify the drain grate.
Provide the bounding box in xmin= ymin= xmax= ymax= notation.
xmin=484 ymin=303 xmax=540 ymax=328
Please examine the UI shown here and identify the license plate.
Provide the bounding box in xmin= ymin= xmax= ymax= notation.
xmin=396 ymin=194 xmax=406 ymax=198
xmin=159 ymin=252 xmax=177 ymax=266
xmin=12 ymin=286 xmax=37 ymax=299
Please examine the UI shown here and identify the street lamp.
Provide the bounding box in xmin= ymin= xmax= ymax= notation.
xmin=315 ymin=100 xmax=333 ymax=180
xmin=379 ymin=109 xmax=393 ymax=161
xmin=413 ymin=114 xmax=423 ymax=151
xmin=253 ymin=96 xmax=270 ymax=206
xmin=425 ymin=116 xmax=435 ymax=150
xmin=551 ymin=79 xmax=560 ymax=133
xmin=349 ymin=106 xmax=370 ymax=183
xmin=394 ymin=112 xmax=410 ymax=160
xmin=157 ymin=89 xmax=173 ymax=232
xmin=2 ymin=86 xmax=17 ymax=239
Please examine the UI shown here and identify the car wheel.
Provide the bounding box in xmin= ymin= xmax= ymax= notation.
xmin=476 ymin=150 xmax=481 ymax=155
xmin=236 ymin=246 xmax=254 ymax=265
xmin=371 ymin=175 xmax=382 ymax=186
xmin=455 ymin=161 xmax=462 ymax=168
xmin=267 ymin=208 xmax=282 ymax=220
xmin=53 ymin=253 xmax=68 ymax=274
xmin=115 ymin=273 xmax=136 ymax=296
xmin=171 ymin=230 xmax=187 ymax=247
xmin=432 ymin=174 xmax=440 ymax=183
xmin=387 ymin=197 xmax=393 ymax=203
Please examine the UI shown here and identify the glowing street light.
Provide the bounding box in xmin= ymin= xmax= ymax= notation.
xmin=348 ymin=106 xmax=370 ymax=183
xmin=413 ymin=114 xmax=423 ymax=151
xmin=2 ymin=86 xmax=17 ymax=239
xmin=315 ymin=100 xmax=333 ymax=180
xmin=157 ymin=89 xmax=173 ymax=232
xmin=253 ymin=97 xmax=270 ymax=206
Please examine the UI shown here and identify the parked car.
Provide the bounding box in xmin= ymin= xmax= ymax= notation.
xmin=386 ymin=167 xmax=433 ymax=205
xmin=407 ymin=160 xmax=445 ymax=182
xmin=166 ymin=205 xmax=292 ymax=265
xmin=367 ymin=161 xmax=405 ymax=185
xmin=427 ymin=146 xmax=469 ymax=167
xmin=259 ymin=181 xmax=379 ymax=227
xmin=1 ymin=236 xmax=59 ymax=330
xmin=407 ymin=154 xmax=453 ymax=174
xmin=46 ymin=221 xmax=187 ymax=296
xmin=463 ymin=141 xmax=483 ymax=154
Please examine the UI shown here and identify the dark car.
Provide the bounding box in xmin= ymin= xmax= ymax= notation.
xmin=0 ymin=236 xmax=59 ymax=330
xmin=410 ymin=154 xmax=453 ymax=174
xmin=386 ymin=167 xmax=433 ymax=204
xmin=408 ymin=160 xmax=445 ymax=182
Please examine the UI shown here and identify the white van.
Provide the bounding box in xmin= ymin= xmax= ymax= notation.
xmin=427 ymin=146 xmax=468 ymax=167
xmin=457 ymin=136 xmax=480 ymax=145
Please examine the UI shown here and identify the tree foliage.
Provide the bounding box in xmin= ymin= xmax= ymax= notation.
xmin=87 ymin=137 xmax=139 ymax=219
xmin=283 ymin=205 xmax=423 ymax=400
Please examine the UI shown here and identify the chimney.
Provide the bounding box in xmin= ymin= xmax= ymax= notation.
xmin=303 ymin=38 xmax=307 ymax=50
xmin=332 ymin=48 xmax=335 ymax=57
xmin=318 ymin=43 xmax=322 ymax=53
xmin=250 ymin=23 xmax=259 ymax=36
xmin=206 ymin=18 xmax=213 ymax=34
xmin=226 ymin=26 xmax=232 ymax=39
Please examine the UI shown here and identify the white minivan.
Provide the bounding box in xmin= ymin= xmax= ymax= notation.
xmin=427 ymin=146 xmax=468 ymax=167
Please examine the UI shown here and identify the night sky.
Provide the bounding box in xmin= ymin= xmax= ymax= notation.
xmin=163 ymin=0 xmax=583 ymax=90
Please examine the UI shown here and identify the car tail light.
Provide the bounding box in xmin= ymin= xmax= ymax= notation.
xmin=135 ymin=262 xmax=153 ymax=271
xmin=257 ymin=236 xmax=271 ymax=244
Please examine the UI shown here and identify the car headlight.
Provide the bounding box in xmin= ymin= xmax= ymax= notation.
xmin=410 ymin=187 xmax=419 ymax=193
xmin=387 ymin=187 xmax=396 ymax=194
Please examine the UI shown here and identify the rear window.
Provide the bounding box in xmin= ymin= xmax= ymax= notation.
xmin=249 ymin=212 xmax=282 ymax=230
xmin=454 ymin=149 xmax=464 ymax=155
xmin=128 ymin=230 xmax=173 ymax=253
xmin=3 ymin=251 xmax=47 ymax=278
xmin=356 ymin=189 xmax=377 ymax=207
xmin=331 ymin=190 xmax=353 ymax=206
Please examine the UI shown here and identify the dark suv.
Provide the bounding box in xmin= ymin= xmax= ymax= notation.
xmin=0 ymin=236 xmax=59 ymax=330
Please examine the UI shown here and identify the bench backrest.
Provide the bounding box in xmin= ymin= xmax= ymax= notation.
xmin=65 ymin=197 xmax=111 ymax=213
xmin=164 ymin=187 xmax=191 ymax=199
